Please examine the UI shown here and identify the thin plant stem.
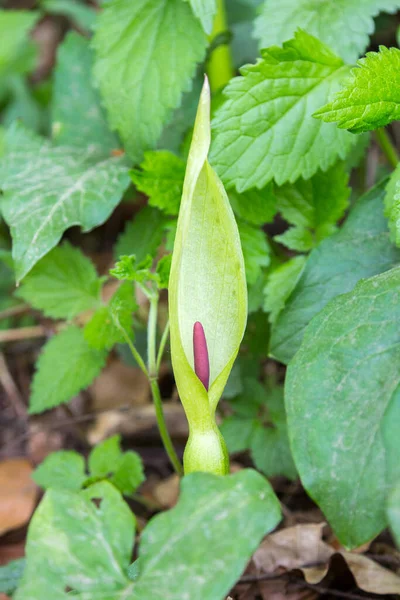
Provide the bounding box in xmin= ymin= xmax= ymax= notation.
xmin=375 ymin=128 xmax=399 ymax=169
xmin=113 ymin=318 xmax=148 ymax=377
xmin=147 ymin=296 xmax=183 ymax=475
xmin=206 ymin=0 xmax=233 ymax=93
xmin=156 ymin=320 xmax=170 ymax=373
xmin=150 ymin=378 xmax=183 ymax=476
xmin=147 ymin=295 xmax=158 ymax=378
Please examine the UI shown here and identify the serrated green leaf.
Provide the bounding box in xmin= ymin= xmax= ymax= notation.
xmin=388 ymin=482 xmax=400 ymax=548
xmin=32 ymin=450 xmax=86 ymax=491
xmin=385 ymin=163 xmax=400 ymax=246
xmin=41 ymin=0 xmax=96 ymax=31
xmin=157 ymin=73 xmax=204 ymax=153
xmin=0 ymin=558 xmax=25 ymax=595
xmin=0 ymin=10 xmax=39 ymax=78
xmin=52 ymin=32 xmax=119 ymax=155
xmin=16 ymin=242 xmax=101 ymax=319
xmin=254 ymin=0 xmax=400 ymax=64
xmin=229 ymin=184 xmax=277 ymax=226
xmin=314 ymin=46 xmax=400 ymax=133
xmin=238 ymin=220 xmax=270 ymax=285
xmin=92 ymin=0 xmax=207 ymax=162
xmin=274 ymin=164 xmax=350 ymax=252
xmin=169 ymin=79 xmax=247 ymax=474
xmin=131 ymin=470 xmax=281 ymax=600
xmin=84 ymin=282 xmax=137 ymax=351
xmin=155 ymin=254 xmax=172 ymax=289
xmin=263 ymin=256 xmax=306 ymax=324
xmin=285 ymin=266 xmax=400 ymax=547
xmin=130 ymin=151 xmax=185 ymax=216
xmin=210 ymin=31 xmax=357 ymax=190
xmin=30 ymin=326 xmax=107 ymax=414
xmin=15 ymin=482 xmax=135 ymax=599
xmin=110 ymin=255 xmax=159 ymax=288
xmin=271 ymin=179 xmax=400 ymax=364
xmin=115 ymin=206 xmax=168 ymax=263
xmin=185 ymin=0 xmax=217 ymax=34
xmin=0 ymin=123 xmax=130 ymax=281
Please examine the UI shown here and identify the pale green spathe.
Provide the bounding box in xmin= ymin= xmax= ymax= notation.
xmin=169 ymin=77 xmax=247 ymax=473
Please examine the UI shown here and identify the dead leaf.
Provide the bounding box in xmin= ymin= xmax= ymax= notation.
xmin=0 ymin=594 xmax=11 ymax=600
xmin=151 ymin=474 xmax=180 ymax=509
xmin=0 ymin=459 xmax=37 ymax=535
xmin=258 ymin=579 xmax=314 ymax=600
xmin=303 ymin=551 xmax=400 ymax=594
xmin=90 ymin=360 xmax=150 ymax=412
xmin=254 ymin=523 xmax=400 ymax=596
xmin=253 ymin=523 xmax=333 ymax=573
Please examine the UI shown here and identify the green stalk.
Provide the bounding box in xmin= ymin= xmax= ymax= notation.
xmin=147 ymin=295 xmax=183 ymax=476
xmin=206 ymin=0 xmax=233 ymax=93
xmin=156 ymin=320 xmax=170 ymax=373
xmin=375 ymin=128 xmax=399 ymax=169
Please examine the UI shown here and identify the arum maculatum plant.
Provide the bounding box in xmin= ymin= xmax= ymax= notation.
xmin=169 ymin=77 xmax=247 ymax=475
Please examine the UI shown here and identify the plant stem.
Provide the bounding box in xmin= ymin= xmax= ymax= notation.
xmin=147 ymin=295 xmax=158 ymax=378
xmin=150 ymin=378 xmax=183 ymax=475
xmin=147 ymin=296 xmax=183 ymax=475
xmin=375 ymin=128 xmax=399 ymax=169
xmin=206 ymin=0 xmax=233 ymax=93
xmin=156 ymin=320 xmax=170 ymax=373
xmin=113 ymin=318 xmax=148 ymax=377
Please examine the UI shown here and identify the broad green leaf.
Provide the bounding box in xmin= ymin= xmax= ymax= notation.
xmin=88 ymin=435 xmax=145 ymax=495
xmin=226 ymin=0 xmax=262 ymax=68
xmin=30 ymin=326 xmax=107 ymax=414
xmin=254 ymin=0 xmax=400 ymax=64
xmin=274 ymin=164 xmax=350 ymax=252
xmin=271 ymin=179 xmax=400 ymax=364
xmin=210 ymin=31 xmax=357 ymax=190
xmin=115 ymin=206 xmax=168 ymax=263
xmin=52 ymin=32 xmax=119 ymax=155
xmin=41 ymin=0 xmax=96 ymax=31
xmin=88 ymin=435 xmax=123 ymax=479
xmin=221 ymin=379 xmax=296 ymax=479
xmin=385 ymin=162 xmax=400 ymax=246
xmin=0 ymin=124 xmax=130 ymax=281
xmin=130 ymin=151 xmax=185 ymax=216
xmin=314 ymin=46 xmax=400 ymax=133
xmin=387 ymin=482 xmax=400 ymax=547
xmin=109 ymin=452 xmax=145 ymax=496
xmin=169 ymin=78 xmax=247 ymax=474
xmin=263 ymin=256 xmax=306 ymax=324
xmin=16 ymin=242 xmax=101 ymax=320
xmin=285 ymin=266 xmax=400 ymax=548
xmin=229 ymin=184 xmax=277 ymax=226
xmin=131 ymin=470 xmax=281 ymax=600
xmin=0 ymin=10 xmax=39 ymax=78
xmin=0 ymin=558 xmax=25 ymax=595
xmin=92 ymin=0 xmax=207 ymax=162
xmin=84 ymin=282 xmax=137 ymax=350
xmin=32 ymin=450 xmax=86 ymax=491
xmin=2 ymin=76 xmax=43 ymax=133
xmin=185 ymin=0 xmax=217 ymax=34
xmin=15 ymin=482 xmax=135 ymax=599
xmin=238 ymin=220 xmax=270 ymax=285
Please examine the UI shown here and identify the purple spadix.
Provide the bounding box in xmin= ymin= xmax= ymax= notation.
xmin=193 ymin=321 xmax=210 ymax=391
